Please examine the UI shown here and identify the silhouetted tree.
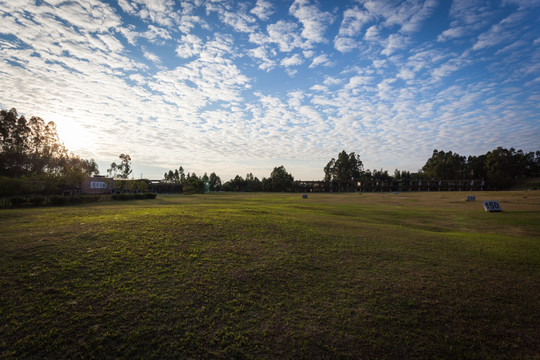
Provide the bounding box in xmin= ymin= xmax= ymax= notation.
xmin=269 ymin=166 xmax=294 ymax=192
xmin=108 ymin=153 xmax=132 ymax=179
xmin=324 ymin=150 xmax=363 ymax=181
xmin=209 ymin=172 xmax=221 ymax=191
xmin=371 ymin=169 xmax=390 ymax=181
xmin=485 ymin=147 xmax=523 ymax=188
xmin=466 ymin=155 xmax=487 ymax=179
xmin=422 ymin=150 xmax=467 ymax=180
xmin=1 ymin=108 xmax=97 ymax=182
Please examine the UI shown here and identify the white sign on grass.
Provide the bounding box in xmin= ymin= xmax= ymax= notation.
xmin=483 ymin=200 xmax=502 ymax=212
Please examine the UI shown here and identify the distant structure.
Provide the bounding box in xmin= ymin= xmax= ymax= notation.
xmin=81 ymin=176 xmax=114 ymax=195
xmin=295 ymin=179 xmax=486 ymax=193
xmin=81 ymin=176 xmax=160 ymax=195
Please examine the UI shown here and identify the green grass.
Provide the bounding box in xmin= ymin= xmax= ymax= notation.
xmin=1 ymin=191 xmax=539 ymax=359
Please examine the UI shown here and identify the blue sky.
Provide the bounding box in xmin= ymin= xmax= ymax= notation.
xmin=1 ymin=0 xmax=539 ymax=180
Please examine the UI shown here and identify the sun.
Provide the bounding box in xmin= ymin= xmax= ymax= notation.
xmin=54 ymin=116 xmax=94 ymax=153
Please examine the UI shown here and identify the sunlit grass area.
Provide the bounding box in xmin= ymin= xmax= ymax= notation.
xmin=1 ymin=192 xmax=539 ymax=358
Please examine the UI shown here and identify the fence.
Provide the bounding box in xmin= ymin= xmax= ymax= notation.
xmin=295 ymin=179 xmax=487 ymax=193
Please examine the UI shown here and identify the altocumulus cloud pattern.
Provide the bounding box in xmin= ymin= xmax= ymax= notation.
xmin=0 ymin=0 xmax=539 ymax=180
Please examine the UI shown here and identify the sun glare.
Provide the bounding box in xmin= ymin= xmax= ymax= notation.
xmin=55 ymin=117 xmax=93 ymax=153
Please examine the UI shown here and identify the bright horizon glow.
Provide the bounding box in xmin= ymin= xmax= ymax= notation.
xmin=1 ymin=0 xmax=539 ymax=181
xmin=54 ymin=115 xmax=94 ymax=155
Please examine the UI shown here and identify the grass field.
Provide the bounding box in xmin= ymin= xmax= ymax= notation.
xmin=1 ymin=191 xmax=539 ymax=359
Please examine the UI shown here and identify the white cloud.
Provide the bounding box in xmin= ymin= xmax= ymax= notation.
xmin=143 ymin=49 xmax=161 ymax=64
xmin=303 ymin=50 xmax=314 ymax=58
xmin=472 ymin=12 xmax=526 ymax=51
xmin=250 ymin=0 xmax=274 ymax=21
xmin=310 ymin=84 xmax=327 ymax=92
xmin=334 ymin=37 xmax=358 ymax=53
xmin=129 ymin=73 xmax=146 ymax=85
xmin=280 ymin=53 xmax=303 ymax=67
xmin=264 ymin=20 xmax=306 ymax=52
xmin=437 ymin=27 xmax=466 ymax=42
xmin=400 ymin=0 xmax=438 ymax=33
xmin=51 ymin=0 xmax=123 ymax=32
xmin=363 ymin=0 xmax=436 ymax=33
xmin=176 ymin=34 xmax=203 ymax=58
xmin=1 ymin=0 xmax=539 ymax=181
xmin=397 ymin=68 xmax=415 ymax=81
xmin=248 ymin=46 xmax=276 ymax=71
xmin=438 ymin=0 xmax=497 ymax=42
xmin=345 ymin=75 xmax=374 ymax=90
xmin=381 ymin=34 xmax=406 ymax=56
xmin=364 ymin=25 xmax=379 ymax=40
xmin=323 ymin=76 xmax=344 ymax=87
xmin=218 ymin=8 xmax=257 ymax=33
xmin=141 ymin=25 xmax=172 ymax=44
xmin=120 ymin=0 xmax=179 ymax=27
xmin=289 ymin=0 xmax=334 ymax=44
xmin=117 ymin=0 xmax=137 ymax=15
xmin=309 ymin=54 xmax=333 ymax=68
xmin=96 ymin=34 xmax=124 ymax=53
xmin=338 ymin=6 xmax=372 ymax=37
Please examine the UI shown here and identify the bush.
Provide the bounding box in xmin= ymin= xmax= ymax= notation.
xmin=111 ymin=193 xmax=156 ymax=201
xmin=29 ymin=196 xmax=46 ymax=206
xmin=0 ymin=177 xmax=26 ymax=197
xmin=70 ymin=196 xmax=83 ymax=204
xmin=50 ymin=196 xmax=68 ymax=206
xmin=10 ymin=196 xmax=28 ymax=207
xmin=112 ymin=193 xmax=131 ymax=201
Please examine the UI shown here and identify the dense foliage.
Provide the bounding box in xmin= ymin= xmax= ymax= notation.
xmin=221 ymin=166 xmax=295 ymax=192
xmin=421 ymin=148 xmax=540 ymax=188
xmin=324 ymin=151 xmax=364 ymax=181
xmin=162 ymin=166 xmax=222 ymax=193
xmin=1 ymin=108 xmax=98 ymax=195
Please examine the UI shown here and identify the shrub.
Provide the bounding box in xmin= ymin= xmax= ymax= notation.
xmin=113 ymin=193 xmax=132 ymax=201
xmin=29 ymin=196 xmax=46 ymax=206
xmin=70 ymin=196 xmax=83 ymax=204
xmin=111 ymin=193 xmax=156 ymax=201
xmin=10 ymin=196 xmax=28 ymax=207
xmin=50 ymin=196 xmax=68 ymax=206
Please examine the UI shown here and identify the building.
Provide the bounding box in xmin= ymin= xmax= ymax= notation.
xmin=81 ymin=176 xmax=114 ymax=195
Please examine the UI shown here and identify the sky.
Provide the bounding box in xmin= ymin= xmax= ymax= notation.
xmin=1 ymin=0 xmax=539 ymax=181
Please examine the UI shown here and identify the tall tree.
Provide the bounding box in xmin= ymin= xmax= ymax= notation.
xmin=484 ymin=147 xmax=526 ymax=188
xmin=323 ymin=158 xmax=335 ymax=182
xmin=269 ymin=165 xmax=294 ymax=192
xmin=421 ymin=150 xmax=467 ymax=180
xmin=108 ymin=153 xmax=132 ymax=179
xmin=179 ymin=166 xmax=185 ymax=182
xmin=466 ymin=155 xmax=487 ymax=179
xmin=0 ymin=108 xmax=88 ymax=178
xmin=209 ymin=172 xmax=221 ymax=191
xmin=324 ymin=150 xmax=364 ymax=181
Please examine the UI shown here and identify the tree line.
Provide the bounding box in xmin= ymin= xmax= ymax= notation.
xmin=160 ymin=165 xmax=295 ymax=192
xmin=161 ymin=166 xmax=221 ymax=194
xmin=0 ymin=108 xmax=98 ymax=196
xmin=420 ymin=148 xmax=540 ymax=188
xmin=3 ymin=107 xmax=539 ymax=196
xmin=200 ymin=148 xmax=538 ymax=192
xmin=319 ymin=148 xmax=540 ymax=190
